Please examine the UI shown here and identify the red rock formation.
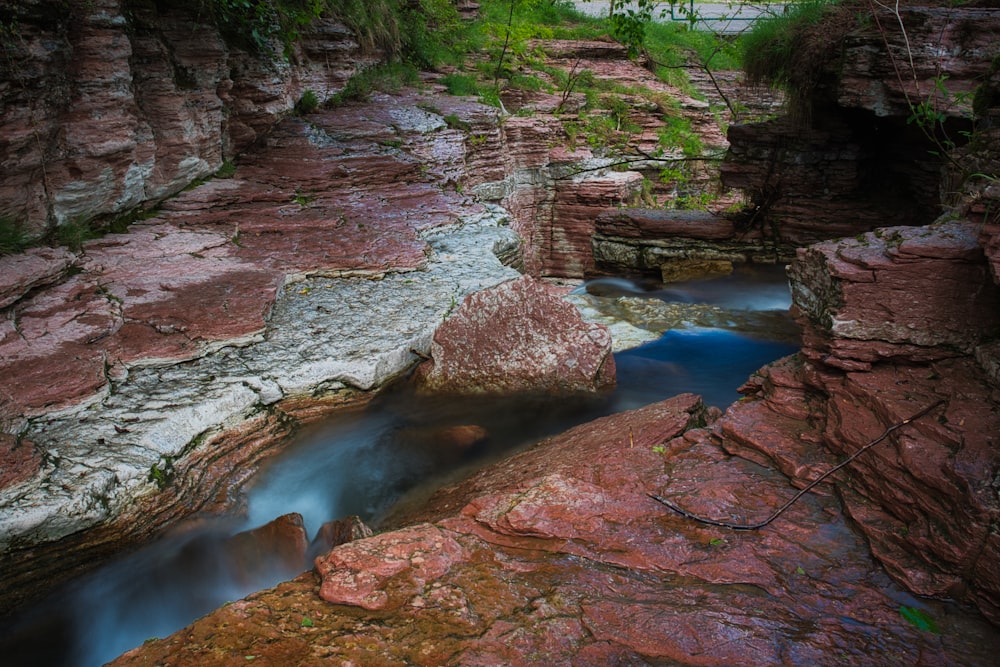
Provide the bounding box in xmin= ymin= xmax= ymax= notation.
xmin=721 ymin=3 xmax=1000 ymax=248
xmin=0 ymin=434 xmax=41 ymax=489
xmin=0 ymin=0 xmax=375 ymax=236
xmin=836 ymin=4 xmax=1000 ymax=119
xmin=592 ymin=207 xmax=792 ymax=277
xmin=223 ymin=513 xmax=310 ymax=588
xmin=307 ymin=515 xmax=374 ymax=561
xmin=109 ymin=396 xmax=1000 ymax=665
xmin=790 ymin=220 xmax=1000 ymax=369
xmin=461 ymin=39 xmax=735 ymax=279
xmin=725 ymin=219 xmax=1000 ymax=625
xmin=0 ymin=90 xmax=520 ymax=615
xmin=415 ymin=275 xmax=616 ymax=395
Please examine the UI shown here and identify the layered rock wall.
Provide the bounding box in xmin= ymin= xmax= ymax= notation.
xmin=716 ymin=1 xmax=1000 ymax=625
xmin=0 ymin=0 xmax=374 ymax=236
xmin=463 ymin=39 xmax=739 ymax=280
xmin=592 ymin=208 xmax=793 ymax=279
xmin=467 ymin=112 xmax=644 ymax=279
xmin=732 ymin=218 xmax=1000 ymax=625
xmin=721 ymin=4 xmax=1000 ymax=245
xmin=0 ymin=90 xmax=523 ymax=616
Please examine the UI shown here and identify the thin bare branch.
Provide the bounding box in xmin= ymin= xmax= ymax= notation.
xmin=648 ymin=399 xmax=946 ymax=530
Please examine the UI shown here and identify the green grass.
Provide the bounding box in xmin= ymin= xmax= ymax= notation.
xmin=0 ymin=216 xmax=31 ymax=256
xmin=440 ymin=73 xmax=481 ymax=97
xmin=328 ymin=62 xmax=423 ymax=106
xmin=295 ymin=89 xmax=320 ymax=114
xmin=54 ymin=218 xmax=98 ymax=252
xmin=645 ymin=20 xmax=741 ymax=93
xmin=739 ymin=0 xmax=839 ymax=91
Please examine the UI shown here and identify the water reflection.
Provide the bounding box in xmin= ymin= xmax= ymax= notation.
xmin=0 ymin=265 xmax=800 ymax=666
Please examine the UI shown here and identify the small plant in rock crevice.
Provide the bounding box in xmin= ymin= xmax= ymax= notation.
xmin=295 ymin=89 xmax=320 ymax=114
xmin=0 ymin=215 xmax=31 ymax=256
xmin=55 ymin=218 xmax=99 ymax=252
xmin=215 ymin=159 xmax=237 ymax=178
xmin=443 ymin=113 xmax=471 ymax=132
xmin=148 ymin=457 xmax=175 ymax=490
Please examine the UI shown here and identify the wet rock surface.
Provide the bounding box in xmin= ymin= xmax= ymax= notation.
xmin=110 ymin=395 xmax=1000 ymax=666
xmin=5 ymin=2 xmax=1000 ymax=662
xmin=415 ymin=275 xmax=616 ymax=395
xmin=0 ymin=90 xmax=522 ymax=614
xmin=775 ymin=220 xmax=1000 ymax=625
xmin=103 ymin=207 xmax=1000 ymax=664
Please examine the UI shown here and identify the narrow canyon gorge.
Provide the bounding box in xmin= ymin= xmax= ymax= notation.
xmin=1 ymin=0 xmax=999 ymax=664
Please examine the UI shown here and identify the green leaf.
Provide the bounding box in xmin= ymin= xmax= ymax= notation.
xmin=899 ymin=605 xmax=940 ymax=634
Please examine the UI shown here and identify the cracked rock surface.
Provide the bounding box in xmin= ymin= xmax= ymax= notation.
xmin=0 ymin=92 xmax=521 ymax=612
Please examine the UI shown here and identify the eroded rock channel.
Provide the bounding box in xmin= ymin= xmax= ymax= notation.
xmin=2 ymin=0 xmax=1000 ymax=665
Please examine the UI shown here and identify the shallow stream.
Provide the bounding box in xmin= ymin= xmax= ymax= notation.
xmin=1 ymin=265 xmax=800 ymax=666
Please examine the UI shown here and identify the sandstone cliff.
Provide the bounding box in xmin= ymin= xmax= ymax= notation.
xmin=721 ymin=1 xmax=1000 ymax=247
xmin=0 ymin=0 xmax=373 ymax=237
xmin=3 ymin=1 xmax=1000 ymax=662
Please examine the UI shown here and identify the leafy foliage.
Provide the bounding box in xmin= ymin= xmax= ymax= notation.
xmin=397 ymin=0 xmax=466 ymax=69
xmin=327 ymin=0 xmax=401 ymax=56
xmin=55 ymin=218 xmax=99 ymax=252
xmin=607 ymin=0 xmax=652 ymax=58
xmin=327 ymin=62 xmax=422 ymax=106
xmin=198 ymin=0 xmax=328 ymax=56
xmin=440 ymin=73 xmax=481 ymax=97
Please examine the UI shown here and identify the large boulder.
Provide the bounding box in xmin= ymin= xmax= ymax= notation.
xmin=414 ymin=276 xmax=616 ymax=395
xmin=789 ymin=219 xmax=1000 ymax=370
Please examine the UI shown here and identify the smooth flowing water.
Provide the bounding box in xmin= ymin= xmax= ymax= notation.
xmin=0 ymin=265 xmax=800 ymax=666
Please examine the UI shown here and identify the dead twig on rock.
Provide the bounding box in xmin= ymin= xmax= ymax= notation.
xmin=648 ymin=399 xmax=945 ymax=530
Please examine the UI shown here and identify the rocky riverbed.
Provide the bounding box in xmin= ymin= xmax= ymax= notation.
xmin=2 ymin=1 xmax=1000 ymax=664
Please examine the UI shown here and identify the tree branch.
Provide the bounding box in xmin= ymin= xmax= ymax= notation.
xmin=648 ymin=399 xmax=945 ymax=530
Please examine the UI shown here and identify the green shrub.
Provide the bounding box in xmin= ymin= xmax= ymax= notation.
xmin=215 ymin=159 xmax=238 ymax=178
xmin=295 ymin=89 xmax=320 ymax=114
xmin=328 ymin=62 xmax=422 ymax=106
xmin=440 ymin=73 xmax=480 ymax=97
xmin=197 ymin=0 xmax=327 ymax=56
xmin=399 ymin=0 xmax=467 ymax=69
xmin=443 ymin=113 xmax=471 ymax=131
xmin=55 ymin=218 xmax=98 ymax=252
xmin=645 ymin=20 xmax=741 ymax=93
xmin=0 ymin=216 xmax=31 ymax=256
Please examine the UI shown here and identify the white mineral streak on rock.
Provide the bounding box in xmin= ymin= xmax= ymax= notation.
xmin=0 ymin=207 xmax=520 ymax=551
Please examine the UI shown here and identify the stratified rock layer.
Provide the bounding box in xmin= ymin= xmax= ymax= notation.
xmin=0 ymin=90 xmax=522 ymax=615
xmin=777 ymin=220 xmax=1000 ymax=625
xmin=464 ymin=39 xmax=736 ymax=279
xmin=110 ymin=395 xmax=1000 ymax=666
xmin=721 ymin=3 xmax=1000 ymax=247
xmin=0 ymin=0 xmax=375 ymax=236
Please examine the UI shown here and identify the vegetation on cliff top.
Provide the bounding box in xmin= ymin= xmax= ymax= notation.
xmin=739 ymin=0 xmax=844 ymax=113
xmin=739 ymin=0 xmax=997 ymax=191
